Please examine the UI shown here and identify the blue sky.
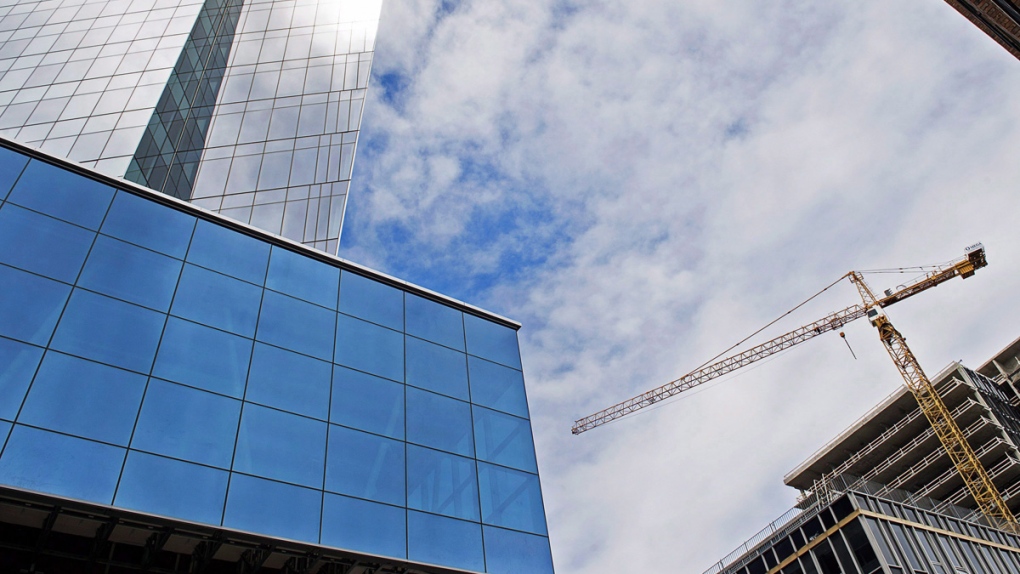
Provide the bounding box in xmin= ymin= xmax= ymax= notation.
xmin=340 ymin=1 xmax=1020 ymax=571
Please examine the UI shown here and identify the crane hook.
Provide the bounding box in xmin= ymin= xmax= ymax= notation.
xmin=839 ymin=331 xmax=858 ymax=360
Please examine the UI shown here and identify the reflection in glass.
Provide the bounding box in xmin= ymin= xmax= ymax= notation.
xmin=0 ymin=146 xmax=29 ymax=201
xmin=330 ymin=366 xmax=404 ymax=439
xmin=0 ymin=265 xmax=72 ymax=347
xmin=406 ymin=293 xmax=464 ymax=351
xmin=116 ymin=451 xmax=229 ymax=526
xmin=407 ymin=510 xmax=485 ymax=573
xmin=464 ymin=314 xmax=521 ymax=369
xmin=406 ymin=336 xmax=469 ymax=401
xmin=326 ymin=425 xmax=404 ymax=506
xmin=19 ymin=352 xmax=146 ymax=446
xmin=266 ymin=245 xmax=339 ymax=308
xmin=6 ymin=159 xmax=115 ymax=230
xmin=406 ymin=445 xmax=479 ymax=522
xmin=132 ymin=379 xmax=241 ymax=469
xmin=0 ymin=337 xmax=44 ymax=421
xmin=321 ymin=494 xmax=406 ymax=558
xmin=153 ymin=317 xmax=253 ymax=398
xmin=335 ymin=313 xmax=403 ymax=382
xmin=0 ymin=425 xmax=123 ymax=504
xmin=171 ymin=264 xmax=262 ymax=337
xmin=478 ymin=462 xmax=548 ymax=535
xmin=247 ymin=343 xmax=330 ymax=420
xmin=187 ymin=219 xmax=269 ymax=284
xmin=473 ymin=406 xmax=538 ymax=473
xmin=468 ymin=356 xmax=530 ymax=419
xmin=233 ymin=403 xmax=326 ymax=488
xmin=338 ymin=270 xmax=402 ymax=330
xmin=483 ymin=526 xmax=555 ymax=574
xmin=51 ymin=289 xmax=165 ymax=373
xmin=101 ymin=191 xmax=196 ymax=259
xmin=256 ymin=290 xmax=335 ymax=360
xmin=0 ymin=203 xmax=95 ymax=283
xmin=78 ymin=235 xmax=183 ymax=311
xmin=406 ymin=387 xmax=474 ymax=457
xmin=223 ymin=473 xmax=321 ymax=543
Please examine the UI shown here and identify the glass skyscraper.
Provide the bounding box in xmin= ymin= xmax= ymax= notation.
xmin=0 ymin=1 xmax=555 ymax=572
xmin=0 ymin=0 xmax=379 ymax=252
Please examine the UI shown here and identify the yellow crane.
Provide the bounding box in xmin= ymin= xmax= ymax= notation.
xmin=571 ymin=243 xmax=1018 ymax=530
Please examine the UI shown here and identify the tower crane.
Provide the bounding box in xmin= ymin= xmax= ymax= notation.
xmin=571 ymin=243 xmax=1019 ymax=530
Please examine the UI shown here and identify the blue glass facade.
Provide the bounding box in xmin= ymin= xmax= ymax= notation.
xmin=0 ymin=140 xmax=554 ymax=574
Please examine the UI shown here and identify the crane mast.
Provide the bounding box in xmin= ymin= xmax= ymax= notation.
xmin=572 ymin=244 xmax=1017 ymax=529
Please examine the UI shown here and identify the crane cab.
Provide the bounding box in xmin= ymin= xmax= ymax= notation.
xmin=867 ymin=306 xmax=887 ymax=327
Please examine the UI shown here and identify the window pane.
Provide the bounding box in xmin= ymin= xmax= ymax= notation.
xmin=131 ymin=379 xmax=241 ymax=469
xmin=0 ymin=203 xmax=95 ymax=283
xmin=407 ymin=511 xmax=484 ymax=573
xmin=478 ymin=462 xmax=547 ymax=535
xmin=406 ymin=387 xmax=473 ymax=457
xmin=187 ymin=219 xmax=269 ymax=285
xmin=78 ymin=235 xmax=183 ymax=311
xmin=265 ymin=245 xmax=338 ymax=309
xmin=464 ymin=314 xmax=521 ymax=369
xmin=223 ymin=473 xmax=321 ymax=543
xmin=405 ymin=293 xmax=464 ymax=351
xmin=152 ymin=317 xmax=253 ymax=398
xmin=0 ymin=337 xmax=44 ymax=421
xmin=338 ymin=270 xmax=402 ymax=331
xmin=468 ymin=356 xmax=529 ymax=419
xmin=233 ymin=403 xmax=326 ymax=488
xmin=0 ymin=265 xmax=72 ymax=346
xmin=7 ymin=159 xmax=115 ymax=230
xmin=116 ymin=450 xmax=228 ymax=526
xmin=247 ymin=343 xmax=330 ymax=420
xmin=171 ymin=264 xmax=262 ymax=337
xmin=321 ymin=494 xmax=406 ymax=558
xmin=100 ymin=190 xmax=195 ymax=259
xmin=256 ymin=290 xmax=335 ymax=360
xmin=51 ymin=289 xmax=165 ymax=373
xmin=0 ymin=425 xmax=123 ymax=504
xmin=406 ymin=336 xmax=468 ymax=401
xmin=335 ymin=314 xmax=403 ymax=382
xmin=483 ymin=526 xmax=554 ymax=574
xmin=0 ymin=146 xmax=29 ymax=202
xmin=326 ymin=425 xmax=404 ymax=505
xmin=473 ymin=406 xmax=538 ymax=473
xmin=330 ymin=366 xmax=403 ymax=439
xmin=19 ymin=352 xmax=145 ymax=446
xmin=406 ymin=445 xmax=479 ymax=521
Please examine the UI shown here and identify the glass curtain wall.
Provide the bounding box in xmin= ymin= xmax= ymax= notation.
xmin=0 ymin=141 xmax=554 ymax=574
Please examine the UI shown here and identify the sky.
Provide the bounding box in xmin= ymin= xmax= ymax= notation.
xmin=339 ymin=1 xmax=1020 ymax=572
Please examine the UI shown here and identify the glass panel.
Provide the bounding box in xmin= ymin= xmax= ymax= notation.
xmin=469 ymin=358 xmax=529 ymax=417
xmin=0 ymin=425 xmax=123 ymax=504
xmin=483 ymin=526 xmax=554 ymax=574
xmin=335 ymin=313 xmax=403 ymax=382
xmin=247 ymin=343 xmax=330 ymax=420
xmin=406 ymin=387 xmax=474 ymax=457
xmin=152 ymin=317 xmax=253 ymax=398
xmin=406 ymin=336 xmax=469 ymax=401
xmin=7 ymin=159 xmax=115 ymax=230
xmin=256 ymin=290 xmax=335 ymax=360
xmin=0 ymin=337 xmax=44 ymax=421
xmin=405 ymin=293 xmax=464 ymax=351
xmin=406 ymin=444 xmax=479 ymax=521
xmin=464 ymin=314 xmax=521 ymax=369
xmin=186 ymin=219 xmax=269 ymax=285
xmin=325 ymin=424 xmax=404 ymax=505
xmin=51 ymin=289 xmax=166 ymax=373
xmin=330 ymin=366 xmax=403 ymax=439
xmin=0 ymin=146 xmax=29 ymax=202
xmin=321 ymin=494 xmax=406 ymax=558
xmin=19 ymin=352 xmax=146 ymax=446
xmin=338 ymin=270 xmax=402 ymax=331
xmin=233 ymin=403 xmax=326 ymax=488
xmin=222 ymin=473 xmax=321 ymax=543
xmin=78 ymin=235 xmax=183 ymax=311
xmin=115 ymin=450 xmax=228 ymax=526
xmin=473 ymin=406 xmax=538 ymax=473
xmin=131 ymin=379 xmax=241 ymax=469
xmin=171 ymin=264 xmax=262 ymax=338
xmin=0 ymin=203 xmax=95 ymax=283
xmin=844 ymin=520 xmax=880 ymax=573
xmin=0 ymin=264 xmax=72 ymax=346
xmin=265 ymin=245 xmax=339 ymax=309
xmin=407 ymin=511 xmax=484 ymax=573
xmin=477 ymin=462 xmax=547 ymax=535
xmin=100 ymin=190 xmax=196 ymax=259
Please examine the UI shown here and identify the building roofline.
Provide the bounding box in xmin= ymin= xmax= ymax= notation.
xmin=0 ymin=135 xmax=521 ymax=330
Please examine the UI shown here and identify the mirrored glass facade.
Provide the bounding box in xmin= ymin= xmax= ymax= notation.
xmin=0 ymin=0 xmax=380 ymax=253
xmin=0 ymin=139 xmax=554 ymax=574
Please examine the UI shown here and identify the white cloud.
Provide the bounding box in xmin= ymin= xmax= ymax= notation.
xmin=342 ymin=0 xmax=1020 ymax=571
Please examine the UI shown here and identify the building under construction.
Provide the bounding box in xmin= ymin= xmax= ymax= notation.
xmin=944 ymin=0 xmax=1020 ymax=61
xmin=702 ymin=337 xmax=1020 ymax=574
